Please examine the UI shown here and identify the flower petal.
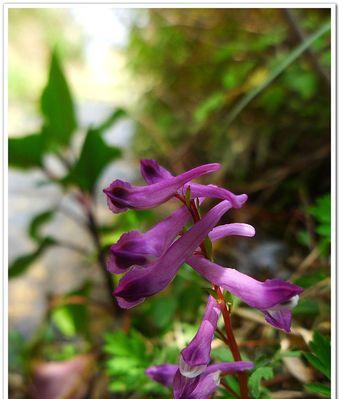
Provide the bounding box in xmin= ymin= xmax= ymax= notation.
xmin=107 ymin=206 xmax=190 ymax=273
xmin=265 ymin=309 xmax=293 ymax=332
xmin=140 ymin=159 xmax=173 ymax=184
xmin=140 ymin=159 xmax=247 ymax=208
xmin=113 ymin=200 xmax=232 ymax=308
xmin=187 ymin=255 xmax=302 ymax=331
xmin=180 ymin=296 xmax=220 ymax=375
xmin=173 ymin=361 xmax=253 ymax=399
xmin=209 ymin=223 xmax=255 ymax=242
xmin=145 ymin=364 xmax=178 ymax=387
xmin=104 ymin=163 xmax=220 ymax=213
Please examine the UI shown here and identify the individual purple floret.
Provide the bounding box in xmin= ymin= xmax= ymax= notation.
xmin=187 ymin=255 xmax=303 ymax=332
xmin=146 ymin=294 xmax=253 ymax=398
xmin=107 ymin=206 xmax=190 ymax=274
xmin=113 ymin=199 xmax=232 ymax=308
xmin=146 ymin=362 xmax=252 ymax=399
xmin=180 ymin=296 xmax=220 ymax=378
xmin=140 ymin=159 xmax=248 ymax=208
xmin=103 ymin=163 xmax=220 ymax=213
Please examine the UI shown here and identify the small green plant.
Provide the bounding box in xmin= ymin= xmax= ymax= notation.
xmin=304 ymin=331 xmax=331 ymax=397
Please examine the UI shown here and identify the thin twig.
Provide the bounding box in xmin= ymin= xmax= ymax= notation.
xmin=54 ymin=239 xmax=90 ymax=256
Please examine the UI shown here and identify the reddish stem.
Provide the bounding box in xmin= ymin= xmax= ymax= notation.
xmin=176 ymin=193 xmax=249 ymax=398
xmin=216 ymin=287 xmax=249 ymax=399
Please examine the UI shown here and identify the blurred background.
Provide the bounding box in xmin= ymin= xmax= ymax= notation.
xmin=8 ymin=7 xmax=331 ymax=399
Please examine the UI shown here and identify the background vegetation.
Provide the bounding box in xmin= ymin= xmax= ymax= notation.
xmin=8 ymin=8 xmax=331 ymax=399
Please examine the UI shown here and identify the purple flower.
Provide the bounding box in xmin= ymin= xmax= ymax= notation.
xmin=113 ymin=199 xmax=232 ymax=308
xmin=146 ymin=362 xmax=253 ymax=399
xmin=146 ymin=294 xmax=253 ymax=398
xmin=140 ymin=159 xmax=247 ymax=208
xmin=180 ymin=296 xmax=220 ymax=378
xmin=187 ymin=255 xmax=303 ymax=332
xmin=209 ymin=222 xmax=255 ymax=242
xmin=103 ymin=163 xmax=220 ymax=213
xmin=173 ymin=362 xmax=253 ymax=399
xmin=107 ymin=206 xmax=190 ymax=274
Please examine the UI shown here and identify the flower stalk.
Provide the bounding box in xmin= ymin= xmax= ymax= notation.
xmin=180 ymin=194 xmax=249 ymax=398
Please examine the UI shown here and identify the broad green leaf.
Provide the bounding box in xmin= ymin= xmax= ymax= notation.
xmin=62 ymin=128 xmax=122 ymax=192
xmin=8 ymin=237 xmax=55 ymax=279
xmin=63 ymin=129 xmax=121 ymax=192
xmin=249 ymin=367 xmax=274 ymax=399
xmin=9 ymin=133 xmax=44 ymax=169
xmin=305 ymin=383 xmax=331 ymax=397
xmin=40 ymin=50 xmax=77 ymax=148
xmin=29 ymin=210 xmax=55 ymax=242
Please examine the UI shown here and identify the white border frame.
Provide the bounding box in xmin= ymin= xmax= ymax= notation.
xmin=2 ymin=3 xmax=336 ymax=399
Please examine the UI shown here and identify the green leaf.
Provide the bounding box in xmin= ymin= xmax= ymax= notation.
xmin=304 ymin=353 xmax=330 ymax=379
xmin=40 ymin=50 xmax=77 ymax=148
xmin=94 ymin=108 xmax=127 ymax=133
xmin=203 ymin=236 xmax=213 ymax=260
xmin=29 ymin=210 xmax=55 ymax=242
xmin=103 ymin=330 xmax=164 ymax=395
xmin=304 ymin=331 xmax=331 ymax=379
xmin=9 ymin=133 xmax=44 ymax=169
xmin=311 ymin=332 xmax=331 ymax=369
xmin=294 ymin=270 xmax=328 ymax=289
xmin=293 ymin=298 xmax=319 ymax=316
xmin=249 ymin=367 xmax=274 ymax=399
xmin=309 ymin=194 xmax=331 ymax=225
xmin=149 ymin=297 xmax=177 ymax=328
xmin=62 ymin=128 xmax=122 ymax=192
xmin=305 ymin=383 xmax=331 ymax=397
xmin=9 ymin=330 xmax=28 ymax=374
xmin=52 ymin=307 xmax=77 ymax=337
xmin=8 ymin=237 xmax=55 ymax=279
xmin=51 ymin=281 xmax=91 ymax=338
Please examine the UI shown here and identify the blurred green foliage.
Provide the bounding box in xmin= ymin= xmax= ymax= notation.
xmin=127 ymin=9 xmax=330 ymax=218
xmin=304 ymin=331 xmax=331 ymax=397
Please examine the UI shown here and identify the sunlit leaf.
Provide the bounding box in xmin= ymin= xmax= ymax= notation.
xmin=40 ymin=50 xmax=77 ymax=148
xmin=9 ymin=133 xmax=44 ymax=169
xmin=29 ymin=209 xmax=55 ymax=242
xmin=305 ymin=382 xmax=330 ymax=397
xmin=249 ymin=367 xmax=274 ymax=399
xmin=62 ymin=128 xmax=122 ymax=192
xmin=8 ymin=237 xmax=55 ymax=279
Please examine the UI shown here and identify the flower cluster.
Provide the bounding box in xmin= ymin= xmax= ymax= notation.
xmin=103 ymin=160 xmax=303 ymax=398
